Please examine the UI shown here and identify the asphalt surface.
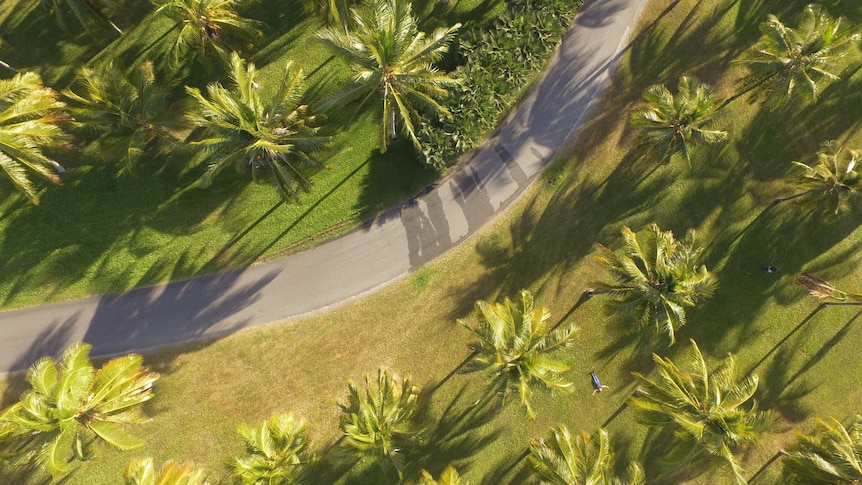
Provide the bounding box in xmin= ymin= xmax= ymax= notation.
xmin=0 ymin=0 xmax=648 ymax=374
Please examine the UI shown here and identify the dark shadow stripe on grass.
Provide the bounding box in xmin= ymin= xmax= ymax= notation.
xmin=744 ymin=304 xmax=823 ymax=378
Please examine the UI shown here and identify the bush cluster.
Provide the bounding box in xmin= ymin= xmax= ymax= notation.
xmin=417 ymin=0 xmax=585 ymax=170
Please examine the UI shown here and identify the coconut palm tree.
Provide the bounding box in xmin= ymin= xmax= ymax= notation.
xmin=729 ymin=4 xmax=861 ymax=109
xmin=777 ymin=141 xmax=860 ymax=219
xmin=336 ymin=367 xmax=422 ymax=480
xmin=316 ymin=0 xmax=461 ymax=153
xmin=153 ymin=0 xmax=263 ymax=69
xmin=529 ymin=425 xmax=645 ymax=485
xmin=630 ymin=75 xmax=727 ymax=165
xmin=42 ymin=0 xmax=124 ymax=35
xmin=0 ymin=71 xmax=68 ymax=205
xmin=458 ymin=290 xmax=576 ymax=419
xmin=233 ymin=413 xmax=315 ymax=484
xmin=630 ymin=339 xmax=774 ymax=484
xmin=186 ymin=52 xmax=328 ymax=202
xmin=416 ymin=466 xmax=465 ymax=484
xmin=593 ymin=224 xmax=717 ymax=346
xmin=125 ymin=457 xmax=209 ymax=485
xmin=63 ymin=60 xmax=184 ymax=174
xmin=0 ymin=343 xmax=159 ymax=478
xmin=782 ymin=415 xmax=862 ymax=484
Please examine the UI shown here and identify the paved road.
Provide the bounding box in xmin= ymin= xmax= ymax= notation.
xmin=0 ymin=0 xmax=648 ymax=374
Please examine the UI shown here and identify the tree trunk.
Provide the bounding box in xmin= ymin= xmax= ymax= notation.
xmin=772 ymin=191 xmax=810 ymax=204
xmin=0 ymin=59 xmax=17 ymax=73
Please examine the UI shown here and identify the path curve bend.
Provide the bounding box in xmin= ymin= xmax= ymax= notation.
xmin=0 ymin=0 xmax=647 ymax=374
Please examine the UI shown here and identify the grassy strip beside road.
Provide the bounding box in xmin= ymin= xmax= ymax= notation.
xmin=0 ymin=0 xmax=515 ymax=310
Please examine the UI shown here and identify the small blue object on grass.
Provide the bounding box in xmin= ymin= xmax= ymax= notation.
xmin=590 ymin=371 xmax=609 ymax=394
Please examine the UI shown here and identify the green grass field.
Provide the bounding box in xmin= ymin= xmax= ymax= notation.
xmin=2 ymin=0 xmax=862 ymax=483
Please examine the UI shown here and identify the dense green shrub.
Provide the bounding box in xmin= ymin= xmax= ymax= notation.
xmin=417 ymin=0 xmax=584 ymax=170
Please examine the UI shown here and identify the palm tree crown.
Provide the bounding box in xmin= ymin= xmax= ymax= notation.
xmin=416 ymin=466 xmax=465 ymax=484
xmin=186 ymin=52 xmax=328 ymax=202
xmin=782 ymin=415 xmax=862 ymax=484
xmin=0 ymin=343 xmax=159 ymax=478
xmin=529 ymin=425 xmax=645 ymax=485
xmin=785 ymin=141 xmax=860 ymax=219
xmin=630 ymin=75 xmax=727 ymax=165
xmin=458 ymin=290 xmax=576 ymax=419
xmin=233 ymin=413 xmax=315 ymax=484
xmin=0 ymin=71 xmax=68 ymax=204
xmin=336 ymin=367 xmax=422 ymax=480
xmin=593 ymin=224 xmax=716 ymax=346
xmin=125 ymin=457 xmax=209 ymax=485
xmin=630 ymin=339 xmax=774 ymax=484
xmin=154 ymin=0 xmax=263 ymax=68
xmin=316 ymin=0 xmax=461 ymax=153
xmin=64 ymin=60 xmax=184 ymax=174
xmin=734 ymin=4 xmax=861 ymax=107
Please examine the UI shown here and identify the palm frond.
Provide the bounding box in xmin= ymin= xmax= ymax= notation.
xmin=593 ymin=224 xmax=716 ymax=345
xmin=316 ymin=0 xmax=459 ymax=152
xmin=0 ymin=72 xmax=67 ymax=204
xmin=630 ymin=340 xmax=772 ymax=480
xmin=459 ymin=290 xmax=574 ymax=419
xmin=735 ymin=5 xmax=860 ymax=107
xmin=631 ymin=75 xmax=727 ymax=165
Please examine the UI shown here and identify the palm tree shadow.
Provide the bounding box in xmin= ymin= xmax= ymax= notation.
xmin=781 ymin=310 xmax=861 ymax=389
xmin=594 ymin=311 xmax=664 ymax=376
xmin=300 ymin=444 xmax=370 ymax=485
xmin=406 ymin=384 xmax=503 ymax=479
xmin=451 ymin=146 xmax=674 ymax=317
xmin=755 ymin=346 xmax=817 ymax=425
xmin=0 ymin=314 xmax=80 ymax=406
xmin=639 ymin=424 xmax=731 ymax=484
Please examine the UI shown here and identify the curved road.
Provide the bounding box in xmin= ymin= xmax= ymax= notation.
xmin=0 ymin=0 xmax=647 ymax=375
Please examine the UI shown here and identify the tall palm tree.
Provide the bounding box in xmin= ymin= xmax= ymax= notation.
xmin=631 ymin=75 xmax=727 ymax=165
xmin=0 ymin=343 xmax=159 ymax=478
xmin=233 ymin=413 xmax=315 ymax=484
xmin=458 ymin=290 xmax=576 ymax=419
xmin=782 ymin=415 xmax=862 ymax=484
xmin=153 ymin=0 xmax=263 ymax=69
xmin=730 ymin=4 xmax=861 ymax=109
xmin=630 ymin=340 xmax=774 ymax=484
xmin=777 ymin=141 xmax=860 ymax=219
xmin=528 ymin=425 xmax=645 ymax=485
xmin=186 ymin=52 xmax=328 ymax=202
xmin=63 ymin=60 xmax=184 ymax=174
xmin=0 ymin=71 xmax=68 ymax=205
xmin=336 ymin=367 xmax=422 ymax=480
xmin=593 ymin=224 xmax=717 ymax=346
xmin=316 ymin=0 xmax=461 ymax=153
xmin=41 ymin=0 xmax=124 ymax=35
xmin=125 ymin=457 xmax=209 ymax=485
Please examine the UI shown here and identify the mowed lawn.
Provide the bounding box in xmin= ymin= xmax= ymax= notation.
xmin=2 ymin=0 xmax=862 ymax=483
xmin=0 ymin=0 xmax=503 ymax=310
